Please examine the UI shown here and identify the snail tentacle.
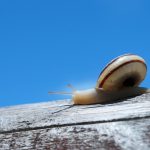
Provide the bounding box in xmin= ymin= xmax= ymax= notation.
xmin=48 ymin=54 xmax=149 ymax=105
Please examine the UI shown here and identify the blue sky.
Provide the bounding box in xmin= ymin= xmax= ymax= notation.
xmin=0 ymin=0 xmax=150 ymax=107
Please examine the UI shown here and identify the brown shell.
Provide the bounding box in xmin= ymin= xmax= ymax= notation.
xmin=96 ymin=54 xmax=147 ymax=91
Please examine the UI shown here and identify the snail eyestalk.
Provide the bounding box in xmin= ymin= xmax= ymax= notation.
xmin=48 ymin=54 xmax=149 ymax=105
xmin=67 ymin=84 xmax=76 ymax=92
xmin=48 ymin=91 xmax=73 ymax=95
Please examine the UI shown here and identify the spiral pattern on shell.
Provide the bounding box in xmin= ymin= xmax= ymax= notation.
xmin=96 ymin=54 xmax=147 ymax=91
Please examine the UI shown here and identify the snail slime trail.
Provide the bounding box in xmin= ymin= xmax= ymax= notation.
xmin=49 ymin=54 xmax=150 ymax=105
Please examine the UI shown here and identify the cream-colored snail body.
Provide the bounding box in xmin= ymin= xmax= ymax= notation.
xmin=49 ymin=54 xmax=150 ymax=105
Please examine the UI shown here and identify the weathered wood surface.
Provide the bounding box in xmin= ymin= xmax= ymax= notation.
xmin=0 ymin=93 xmax=150 ymax=149
xmin=1 ymin=118 xmax=150 ymax=150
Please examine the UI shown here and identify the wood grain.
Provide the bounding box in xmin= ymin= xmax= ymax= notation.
xmin=0 ymin=118 xmax=150 ymax=150
xmin=0 ymin=94 xmax=150 ymax=133
xmin=0 ymin=93 xmax=150 ymax=149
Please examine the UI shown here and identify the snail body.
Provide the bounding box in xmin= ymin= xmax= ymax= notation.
xmin=73 ymin=87 xmax=150 ymax=105
xmin=49 ymin=54 xmax=149 ymax=105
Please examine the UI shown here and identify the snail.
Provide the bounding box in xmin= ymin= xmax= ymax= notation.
xmin=48 ymin=54 xmax=150 ymax=105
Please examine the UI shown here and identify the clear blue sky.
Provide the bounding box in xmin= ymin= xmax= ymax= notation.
xmin=0 ymin=0 xmax=150 ymax=107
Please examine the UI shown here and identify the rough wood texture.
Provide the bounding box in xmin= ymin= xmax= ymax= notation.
xmin=0 ymin=93 xmax=150 ymax=149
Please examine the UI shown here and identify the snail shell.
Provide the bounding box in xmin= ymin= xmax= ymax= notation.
xmin=96 ymin=54 xmax=147 ymax=91
xmin=49 ymin=53 xmax=149 ymax=105
xmin=73 ymin=54 xmax=149 ymax=104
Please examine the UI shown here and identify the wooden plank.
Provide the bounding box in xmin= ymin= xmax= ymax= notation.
xmin=0 ymin=118 xmax=150 ymax=150
xmin=0 ymin=93 xmax=150 ymax=133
